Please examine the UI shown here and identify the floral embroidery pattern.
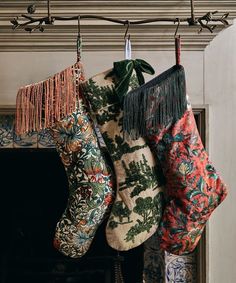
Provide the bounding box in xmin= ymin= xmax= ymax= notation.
xmin=50 ymin=108 xmax=114 ymax=258
xmin=149 ymin=108 xmax=228 ymax=255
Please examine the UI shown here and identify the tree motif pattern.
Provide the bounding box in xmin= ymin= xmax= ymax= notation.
xmin=125 ymin=194 xmax=163 ymax=243
xmin=119 ymin=154 xmax=160 ymax=198
xmin=81 ymin=68 xmax=164 ymax=250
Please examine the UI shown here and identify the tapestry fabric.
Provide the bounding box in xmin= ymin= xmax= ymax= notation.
xmin=80 ymin=59 xmax=164 ymax=251
xmin=149 ymin=102 xmax=228 ymax=254
xmin=123 ymin=64 xmax=228 ymax=255
xmin=50 ymin=103 xmax=115 ymax=258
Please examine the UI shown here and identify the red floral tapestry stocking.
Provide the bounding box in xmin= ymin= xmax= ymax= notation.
xmin=149 ymin=104 xmax=227 ymax=254
xmin=123 ymin=64 xmax=228 ymax=255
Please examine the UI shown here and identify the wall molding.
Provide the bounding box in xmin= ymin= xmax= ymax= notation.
xmin=0 ymin=1 xmax=235 ymax=51
xmin=193 ymin=105 xmax=209 ymax=283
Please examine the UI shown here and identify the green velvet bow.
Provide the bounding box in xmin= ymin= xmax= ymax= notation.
xmin=105 ymin=59 xmax=155 ymax=102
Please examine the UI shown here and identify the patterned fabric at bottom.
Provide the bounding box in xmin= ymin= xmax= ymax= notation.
xmin=149 ymin=104 xmax=228 ymax=255
xmin=50 ymin=109 xmax=114 ymax=258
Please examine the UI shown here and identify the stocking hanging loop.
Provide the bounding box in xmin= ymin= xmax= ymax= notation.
xmin=124 ymin=20 xmax=132 ymax=59
xmin=174 ymin=18 xmax=181 ymax=66
xmin=77 ymin=15 xmax=82 ymax=62
xmin=174 ymin=18 xmax=180 ymax=37
xmin=125 ymin=36 xmax=132 ymax=60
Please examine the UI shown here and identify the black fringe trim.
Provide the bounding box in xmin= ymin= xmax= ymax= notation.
xmin=123 ymin=65 xmax=187 ymax=139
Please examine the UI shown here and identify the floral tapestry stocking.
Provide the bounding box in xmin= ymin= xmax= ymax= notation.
xmin=123 ymin=64 xmax=228 ymax=255
xmin=50 ymin=107 xmax=114 ymax=258
xmin=15 ymin=60 xmax=115 ymax=258
xmin=81 ymin=59 xmax=164 ymax=251
xmin=150 ymin=104 xmax=227 ymax=254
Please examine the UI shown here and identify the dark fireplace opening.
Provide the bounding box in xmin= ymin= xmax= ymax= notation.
xmin=0 ymin=150 xmax=143 ymax=283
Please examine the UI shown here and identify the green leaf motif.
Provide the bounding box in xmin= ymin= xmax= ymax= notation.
xmin=125 ymin=221 xmax=153 ymax=243
xmin=101 ymin=132 xmax=146 ymax=161
xmin=197 ymin=176 xmax=205 ymax=192
xmin=170 ymin=227 xmax=185 ymax=234
xmin=124 ymin=195 xmax=161 ymax=242
xmin=209 ymin=173 xmax=218 ymax=180
xmin=186 ymin=190 xmax=202 ymax=200
xmin=178 ymin=160 xmax=194 ymax=176
xmin=130 ymin=185 xmax=144 ymax=198
xmin=108 ymin=220 xmax=118 ymax=229
xmin=119 ymin=154 xmax=159 ymax=196
xmin=192 ymin=149 xmax=199 ymax=156
xmin=96 ymin=105 xmax=121 ymax=125
xmin=208 ymin=195 xmax=214 ymax=207
xmin=173 ymin=133 xmax=184 ymax=142
xmin=170 ymin=243 xmax=184 ymax=252
xmin=84 ymin=78 xmax=118 ymax=110
xmin=111 ymin=201 xmax=132 ymax=223
xmin=206 ymin=164 xmax=216 ymax=173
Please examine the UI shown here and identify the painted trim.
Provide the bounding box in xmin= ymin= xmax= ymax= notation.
xmin=193 ymin=105 xmax=209 ymax=283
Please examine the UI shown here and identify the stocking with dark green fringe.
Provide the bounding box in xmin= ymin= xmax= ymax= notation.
xmin=122 ymin=65 xmax=228 ymax=255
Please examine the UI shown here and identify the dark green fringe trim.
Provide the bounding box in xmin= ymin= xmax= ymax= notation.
xmin=123 ymin=65 xmax=187 ymax=139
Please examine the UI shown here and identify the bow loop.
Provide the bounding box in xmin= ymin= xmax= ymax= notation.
xmin=106 ymin=59 xmax=155 ymax=102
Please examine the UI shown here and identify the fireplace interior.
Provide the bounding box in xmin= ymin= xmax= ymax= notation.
xmin=0 ymin=149 xmax=143 ymax=283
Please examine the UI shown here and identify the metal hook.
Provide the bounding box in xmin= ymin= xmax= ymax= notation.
xmin=77 ymin=15 xmax=82 ymax=62
xmin=124 ymin=20 xmax=130 ymax=39
xmin=174 ymin=18 xmax=181 ymax=37
xmin=78 ymin=15 xmax=81 ymax=36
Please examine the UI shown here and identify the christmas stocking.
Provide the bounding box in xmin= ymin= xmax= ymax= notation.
xmin=80 ymin=59 xmax=164 ymax=251
xmin=50 ymin=105 xmax=115 ymax=258
xmin=123 ymin=64 xmax=228 ymax=255
xmin=15 ymin=61 xmax=115 ymax=258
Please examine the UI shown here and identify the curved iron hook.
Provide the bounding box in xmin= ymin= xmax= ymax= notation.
xmin=174 ymin=18 xmax=181 ymax=37
xmin=78 ymin=15 xmax=81 ymax=36
xmin=124 ymin=20 xmax=130 ymax=39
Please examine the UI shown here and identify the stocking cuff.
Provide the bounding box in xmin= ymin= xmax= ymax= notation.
xmin=123 ymin=65 xmax=187 ymax=139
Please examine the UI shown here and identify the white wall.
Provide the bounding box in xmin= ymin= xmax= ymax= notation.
xmin=205 ymin=22 xmax=236 ymax=283
xmin=0 ymin=50 xmax=203 ymax=105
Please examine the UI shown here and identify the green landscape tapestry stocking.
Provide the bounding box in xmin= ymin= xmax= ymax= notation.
xmin=50 ymin=106 xmax=115 ymax=258
xmin=123 ymin=64 xmax=228 ymax=255
xmin=80 ymin=59 xmax=164 ymax=251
